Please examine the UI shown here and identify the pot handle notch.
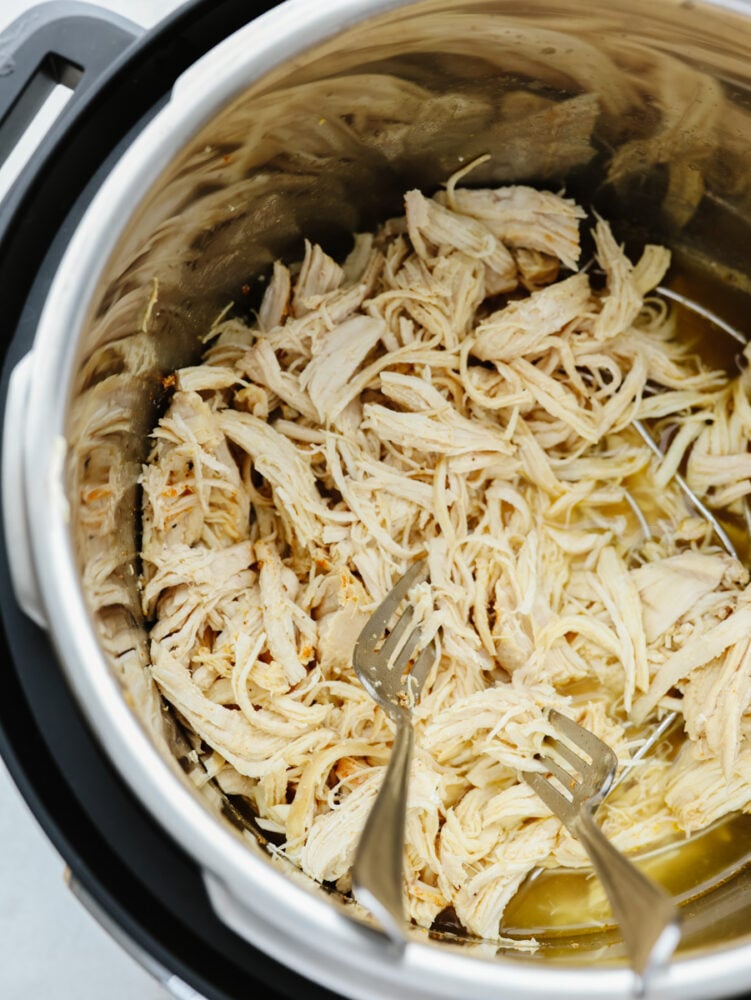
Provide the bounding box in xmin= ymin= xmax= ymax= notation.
xmin=0 ymin=2 xmax=142 ymax=204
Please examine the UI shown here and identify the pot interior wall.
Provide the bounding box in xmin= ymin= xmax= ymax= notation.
xmin=65 ymin=0 xmax=751 ymax=967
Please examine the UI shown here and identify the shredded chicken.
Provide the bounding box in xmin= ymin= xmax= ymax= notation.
xmin=140 ymin=176 xmax=751 ymax=943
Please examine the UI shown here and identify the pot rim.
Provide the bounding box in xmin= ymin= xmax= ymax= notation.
xmin=18 ymin=0 xmax=751 ymax=997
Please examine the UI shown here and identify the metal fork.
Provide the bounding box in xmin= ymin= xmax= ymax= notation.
xmin=523 ymin=710 xmax=680 ymax=991
xmin=351 ymin=559 xmax=437 ymax=942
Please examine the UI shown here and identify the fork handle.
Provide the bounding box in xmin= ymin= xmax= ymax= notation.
xmin=574 ymin=808 xmax=681 ymax=987
xmin=352 ymin=715 xmax=412 ymax=944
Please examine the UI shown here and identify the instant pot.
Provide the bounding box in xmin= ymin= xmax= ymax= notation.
xmin=3 ymin=2 xmax=751 ymax=999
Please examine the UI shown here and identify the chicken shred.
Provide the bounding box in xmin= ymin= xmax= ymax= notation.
xmin=140 ymin=178 xmax=751 ymax=942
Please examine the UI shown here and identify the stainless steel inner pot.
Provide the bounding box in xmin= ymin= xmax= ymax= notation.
xmin=6 ymin=1 xmax=751 ymax=997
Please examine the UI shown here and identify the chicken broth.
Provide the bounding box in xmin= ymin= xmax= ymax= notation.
xmin=664 ymin=261 xmax=750 ymax=377
xmin=502 ymin=812 xmax=751 ymax=938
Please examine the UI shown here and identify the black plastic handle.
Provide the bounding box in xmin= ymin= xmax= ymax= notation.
xmin=0 ymin=1 xmax=142 ymax=159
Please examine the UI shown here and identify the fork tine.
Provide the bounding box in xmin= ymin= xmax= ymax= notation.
xmin=549 ymin=709 xmax=616 ymax=769
xmin=407 ymin=640 xmax=436 ymax=690
xmin=548 ymin=737 xmax=587 ymax=773
xmin=355 ymin=560 xmax=427 ymax=656
xmin=393 ymin=625 xmax=422 ymax=673
xmin=538 ymin=753 xmax=577 ymax=797
xmin=379 ymin=605 xmax=415 ymax=665
xmin=523 ymin=769 xmax=575 ymax=822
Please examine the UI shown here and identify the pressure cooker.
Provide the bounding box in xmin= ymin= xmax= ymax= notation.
xmin=3 ymin=2 xmax=751 ymax=998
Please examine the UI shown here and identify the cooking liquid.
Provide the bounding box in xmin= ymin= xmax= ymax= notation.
xmin=496 ymin=260 xmax=751 ymax=941
xmin=501 ymin=813 xmax=751 ymax=938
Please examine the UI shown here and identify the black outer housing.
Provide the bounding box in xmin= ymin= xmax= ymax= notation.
xmin=0 ymin=3 xmax=343 ymax=998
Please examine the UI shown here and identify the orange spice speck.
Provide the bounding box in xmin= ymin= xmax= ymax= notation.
xmin=335 ymin=757 xmax=366 ymax=786
xmin=83 ymin=487 xmax=111 ymax=502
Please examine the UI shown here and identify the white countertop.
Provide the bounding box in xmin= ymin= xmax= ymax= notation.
xmin=0 ymin=758 xmax=173 ymax=999
xmin=0 ymin=5 xmax=190 ymax=998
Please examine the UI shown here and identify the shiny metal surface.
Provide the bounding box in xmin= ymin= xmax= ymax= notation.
xmin=523 ymin=710 xmax=680 ymax=988
xmin=9 ymin=0 xmax=751 ymax=997
xmin=352 ymin=560 xmax=436 ymax=943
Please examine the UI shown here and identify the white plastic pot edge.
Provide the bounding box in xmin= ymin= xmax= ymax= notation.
xmin=5 ymin=0 xmax=751 ymax=997
xmin=2 ymin=352 xmax=46 ymax=629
